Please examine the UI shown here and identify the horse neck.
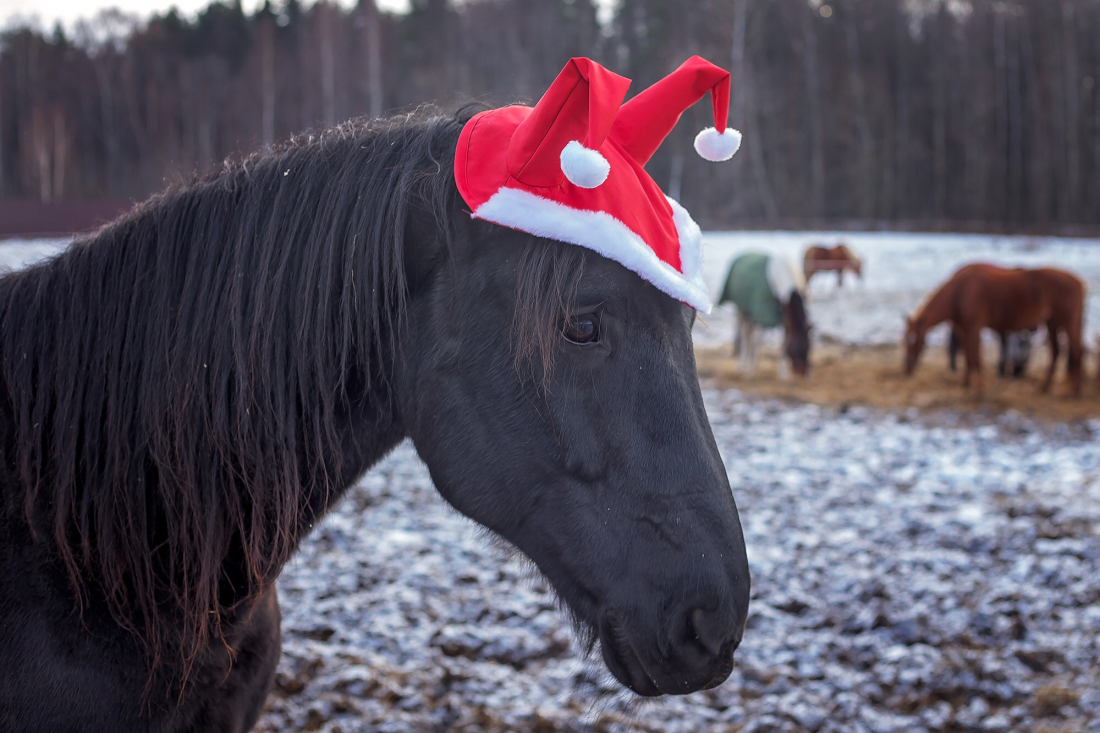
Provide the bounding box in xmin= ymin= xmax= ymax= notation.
xmin=784 ymin=291 xmax=808 ymax=333
xmin=914 ymin=284 xmax=953 ymax=335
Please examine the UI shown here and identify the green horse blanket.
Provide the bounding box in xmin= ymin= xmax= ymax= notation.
xmin=719 ymin=252 xmax=783 ymax=329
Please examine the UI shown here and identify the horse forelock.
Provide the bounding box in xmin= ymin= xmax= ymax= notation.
xmin=0 ymin=106 xmax=478 ymax=688
xmin=512 ymin=241 xmax=588 ymax=385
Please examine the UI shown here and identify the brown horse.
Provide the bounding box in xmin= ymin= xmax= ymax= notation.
xmin=904 ymin=263 xmax=1086 ymax=395
xmin=803 ymin=243 xmax=862 ymax=287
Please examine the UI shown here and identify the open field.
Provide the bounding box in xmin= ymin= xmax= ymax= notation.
xmin=696 ymin=340 xmax=1100 ymax=425
xmin=4 ymin=235 xmax=1099 ymax=731
xmin=255 ymin=395 xmax=1100 ymax=732
xmin=691 ymin=230 xmax=1100 ymax=351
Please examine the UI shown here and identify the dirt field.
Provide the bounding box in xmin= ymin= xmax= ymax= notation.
xmin=696 ymin=338 xmax=1100 ymax=423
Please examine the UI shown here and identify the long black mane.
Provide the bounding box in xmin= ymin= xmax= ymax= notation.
xmin=0 ymin=109 xmax=472 ymax=679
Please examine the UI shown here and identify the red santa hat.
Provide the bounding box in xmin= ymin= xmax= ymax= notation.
xmin=454 ymin=56 xmax=741 ymax=314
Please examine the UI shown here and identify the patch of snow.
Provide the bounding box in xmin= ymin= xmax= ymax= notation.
xmin=0 ymin=238 xmax=71 ymax=272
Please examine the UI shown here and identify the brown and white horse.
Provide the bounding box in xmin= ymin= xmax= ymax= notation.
xmin=803 ymin=243 xmax=862 ymax=287
xmin=904 ymin=263 xmax=1086 ymax=395
xmin=719 ymin=253 xmax=811 ymax=378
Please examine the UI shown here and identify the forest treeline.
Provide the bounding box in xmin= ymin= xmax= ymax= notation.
xmin=2 ymin=0 xmax=1099 ymax=229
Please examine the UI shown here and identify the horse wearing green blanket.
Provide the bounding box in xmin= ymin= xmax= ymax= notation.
xmin=719 ymin=252 xmax=811 ymax=377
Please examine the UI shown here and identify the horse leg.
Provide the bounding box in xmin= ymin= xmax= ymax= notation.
xmin=997 ymin=332 xmax=1008 ymax=378
xmin=1091 ymin=334 xmax=1100 ymax=385
xmin=1067 ymin=323 xmax=1083 ymax=397
xmin=1011 ymin=332 xmax=1031 ymax=378
xmin=1041 ymin=322 xmax=1059 ymax=394
xmin=734 ymin=313 xmax=743 ymax=358
xmin=742 ymin=320 xmax=757 ymax=376
xmin=837 ymin=270 xmax=843 ymax=288
xmin=964 ymin=326 xmax=983 ymax=393
xmin=734 ymin=314 xmax=744 ymax=365
xmin=948 ymin=327 xmax=959 ymax=372
xmin=749 ymin=321 xmax=758 ymax=376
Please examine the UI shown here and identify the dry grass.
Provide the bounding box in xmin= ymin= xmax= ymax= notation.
xmin=1033 ymin=683 xmax=1082 ymax=718
xmin=696 ymin=339 xmax=1100 ymax=423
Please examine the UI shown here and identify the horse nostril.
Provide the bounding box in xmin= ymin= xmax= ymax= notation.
xmin=678 ymin=601 xmax=740 ymax=662
xmin=690 ymin=607 xmax=723 ymax=656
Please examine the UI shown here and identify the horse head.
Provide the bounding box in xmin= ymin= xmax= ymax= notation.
xmin=903 ymin=315 xmax=926 ymax=374
xmin=397 ymin=210 xmax=750 ymax=695
xmin=783 ymin=291 xmax=811 ymax=377
xmin=399 ymin=56 xmax=752 ymax=696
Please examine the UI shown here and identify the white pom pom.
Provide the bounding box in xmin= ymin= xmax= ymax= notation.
xmin=693 ymin=127 xmax=742 ymax=162
xmin=560 ymin=140 xmax=610 ymax=188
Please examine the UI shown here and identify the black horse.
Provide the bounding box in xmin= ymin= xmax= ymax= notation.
xmin=0 ymin=109 xmax=750 ymax=731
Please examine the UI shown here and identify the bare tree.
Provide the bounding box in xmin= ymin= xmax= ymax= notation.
xmin=1 ymin=0 xmax=1098 ymax=229
xmin=360 ymin=0 xmax=383 ymax=119
xmin=260 ymin=10 xmax=276 ymax=147
xmin=320 ymin=3 xmax=337 ymax=129
xmin=843 ymin=0 xmax=876 ymax=218
xmin=1061 ymin=0 xmax=1080 ymax=219
xmin=799 ymin=1 xmax=826 ymax=218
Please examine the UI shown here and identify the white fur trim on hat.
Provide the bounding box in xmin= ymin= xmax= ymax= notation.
xmin=560 ymin=140 xmax=611 ymax=188
xmin=665 ymin=196 xmax=708 ymax=301
xmin=473 ymin=187 xmax=712 ymax=313
xmin=693 ymin=127 xmax=742 ymax=162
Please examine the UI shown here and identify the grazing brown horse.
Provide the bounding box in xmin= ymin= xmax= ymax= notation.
xmin=949 ymin=327 xmax=1034 ymax=378
xmin=904 ymin=263 xmax=1086 ymax=395
xmin=803 ymin=243 xmax=862 ymax=287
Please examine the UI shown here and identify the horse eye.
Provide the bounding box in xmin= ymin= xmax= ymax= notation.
xmin=563 ymin=314 xmax=600 ymax=344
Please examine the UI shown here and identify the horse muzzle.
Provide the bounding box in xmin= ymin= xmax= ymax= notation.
xmin=598 ymin=592 xmax=746 ymax=696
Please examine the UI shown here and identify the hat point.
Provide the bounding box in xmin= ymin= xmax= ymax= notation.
xmin=560 ymin=140 xmax=611 ymax=188
xmin=694 ymin=127 xmax=742 ymax=162
xmin=455 ymin=56 xmax=736 ymax=313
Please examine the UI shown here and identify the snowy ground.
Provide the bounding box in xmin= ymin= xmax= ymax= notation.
xmin=4 ymin=235 xmax=1099 ymax=731
xmin=694 ymin=231 xmax=1100 ymax=351
xmin=257 ymin=401 xmax=1100 ymax=732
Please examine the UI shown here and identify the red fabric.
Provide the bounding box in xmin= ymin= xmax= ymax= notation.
xmin=454 ymin=55 xmax=734 ymax=277
xmin=610 ymin=56 xmax=731 ymax=167
xmin=506 ymin=58 xmax=630 ymax=188
xmin=457 ymin=105 xmax=682 ymax=271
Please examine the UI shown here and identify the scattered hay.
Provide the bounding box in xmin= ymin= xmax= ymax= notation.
xmin=696 ymin=341 xmax=1100 ymax=424
xmin=1033 ymin=684 xmax=1081 ymax=718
